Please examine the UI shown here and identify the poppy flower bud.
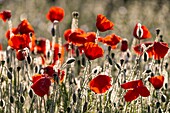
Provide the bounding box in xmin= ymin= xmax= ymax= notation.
xmin=108 ymin=56 xmax=113 ymax=65
xmin=0 ymin=99 xmax=5 ymax=107
xmin=108 ymin=46 xmax=111 ymax=54
xmin=159 ymin=35 xmax=163 ymax=42
xmin=156 ymin=101 xmax=160 ymax=109
xmin=76 ymin=47 xmax=79 ymax=57
xmin=66 ymin=57 xmax=75 ymax=64
xmin=1 ymin=60 xmax=5 ymax=66
xmin=82 ymin=56 xmax=86 ymax=67
xmin=147 ymin=105 xmax=151 ymax=112
xmin=20 ymin=95 xmax=25 ymax=103
xmin=34 ymin=65 xmax=39 ymax=73
xmin=72 ymin=11 xmax=79 ymax=19
xmin=111 ymin=53 xmax=115 ymax=59
xmin=10 ymin=96 xmax=14 ymax=103
xmin=144 ymin=69 xmax=152 ymax=74
xmin=53 ymin=73 xmax=59 ymax=84
xmin=58 ymin=53 xmax=61 ymax=59
xmin=156 ymin=28 xmax=160 ymax=36
xmin=161 ymin=94 xmax=166 ymax=102
xmin=7 ymin=70 xmax=12 ymax=79
xmin=78 ymin=89 xmax=81 ymax=99
xmin=1 ymin=77 xmax=4 ymax=83
xmin=27 ymin=55 xmax=32 ymax=64
xmin=67 ymin=107 xmax=71 ymax=113
xmin=158 ymin=108 xmax=162 ymax=113
xmin=144 ymin=52 xmax=148 ymax=62
xmin=120 ymin=39 xmax=128 ymax=52
xmin=72 ymin=93 xmax=76 ymax=104
xmin=29 ymin=89 xmax=34 ymax=98
xmin=83 ymin=102 xmax=88 ymax=112
xmin=51 ymin=27 xmax=55 ymax=36
xmin=165 ymin=62 xmax=168 ymax=69
xmin=115 ymin=62 xmax=121 ymax=70
xmin=120 ymin=59 xmax=124 ymax=66
xmin=165 ymin=83 xmax=168 ymax=89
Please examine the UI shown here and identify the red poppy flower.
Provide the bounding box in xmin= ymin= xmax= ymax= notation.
xmin=8 ymin=34 xmax=31 ymax=50
xmin=86 ymin=32 xmax=96 ymax=43
xmin=34 ymin=38 xmax=47 ymax=55
xmin=44 ymin=65 xmax=65 ymax=83
xmin=149 ymin=75 xmax=164 ymax=90
xmin=31 ymin=76 xmax=51 ymax=97
xmin=17 ymin=19 xmax=34 ymax=35
xmin=89 ymin=75 xmax=112 ymax=94
xmin=68 ymin=32 xmax=87 ymax=46
xmin=133 ymin=23 xmax=151 ymax=40
xmin=46 ymin=6 xmax=64 ymax=22
xmin=96 ymin=14 xmax=114 ymax=32
xmin=133 ymin=42 xmax=154 ymax=58
xmin=120 ymin=39 xmax=128 ymax=52
xmin=64 ymin=28 xmax=85 ymax=41
xmin=5 ymin=28 xmax=18 ymax=40
xmin=98 ymin=33 xmax=122 ymax=49
xmin=83 ymin=42 xmax=104 ymax=60
xmin=0 ymin=10 xmax=11 ymax=22
xmin=133 ymin=42 xmax=169 ymax=60
xmin=16 ymin=50 xmax=26 ymax=61
xmin=153 ymin=42 xmax=169 ymax=60
xmin=53 ymin=43 xmax=65 ymax=64
xmin=121 ymin=80 xmax=150 ymax=102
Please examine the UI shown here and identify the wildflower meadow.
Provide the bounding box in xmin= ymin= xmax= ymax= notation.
xmin=0 ymin=0 xmax=170 ymax=113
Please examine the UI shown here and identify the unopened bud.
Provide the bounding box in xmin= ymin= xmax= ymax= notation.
xmin=66 ymin=58 xmax=75 ymax=64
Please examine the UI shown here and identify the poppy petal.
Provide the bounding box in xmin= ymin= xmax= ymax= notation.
xmin=137 ymin=86 xmax=150 ymax=97
xmin=89 ymin=75 xmax=112 ymax=94
xmin=121 ymin=80 xmax=143 ymax=89
xmin=124 ymin=89 xmax=139 ymax=102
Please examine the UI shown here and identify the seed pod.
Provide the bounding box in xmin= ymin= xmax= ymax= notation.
xmin=78 ymin=89 xmax=81 ymax=99
xmin=51 ymin=27 xmax=55 ymax=36
xmin=72 ymin=93 xmax=76 ymax=104
xmin=83 ymin=102 xmax=88 ymax=112
xmin=0 ymin=99 xmax=5 ymax=107
xmin=156 ymin=28 xmax=160 ymax=36
xmin=108 ymin=56 xmax=112 ymax=65
xmin=17 ymin=66 xmax=21 ymax=72
xmin=10 ymin=96 xmax=14 ymax=103
xmin=66 ymin=58 xmax=75 ymax=64
xmin=29 ymin=89 xmax=34 ymax=98
xmin=72 ymin=11 xmax=79 ymax=19
xmin=20 ymin=95 xmax=25 ymax=103
xmin=161 ymin=94 xmax=166 ymax=102
xmin=47 ymin=51 xmax=51 ymax=58
xmin=156 ymin=101 xmax=160 ymax=109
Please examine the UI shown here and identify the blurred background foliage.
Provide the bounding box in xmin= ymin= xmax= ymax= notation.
xmin=0 ymin=0 xmax=170 ymax=48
